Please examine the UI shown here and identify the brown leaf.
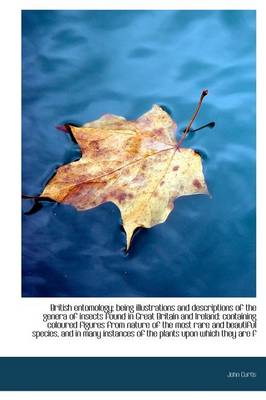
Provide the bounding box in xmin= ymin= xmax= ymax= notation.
xmin=41 ymin=102 xmax=209 ymax=249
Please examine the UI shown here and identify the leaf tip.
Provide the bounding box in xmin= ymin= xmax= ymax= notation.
xmin=56 ymin=125 xmax=69 ymax=133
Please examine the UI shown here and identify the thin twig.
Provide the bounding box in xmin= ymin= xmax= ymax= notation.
xmin=22 ymin=194 xmax=54 ymax=202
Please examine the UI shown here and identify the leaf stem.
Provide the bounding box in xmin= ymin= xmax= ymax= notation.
xmin=176 ymin=89 xmax=208 ymax=148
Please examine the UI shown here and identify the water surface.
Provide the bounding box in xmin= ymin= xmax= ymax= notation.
xmin=22 ymin=10 xmax=256 ymax=297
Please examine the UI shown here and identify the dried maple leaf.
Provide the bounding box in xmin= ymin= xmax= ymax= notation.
xmin=41 ymin=91 xmax=209 ymax=249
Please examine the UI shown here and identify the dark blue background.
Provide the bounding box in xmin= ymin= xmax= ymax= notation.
xmin=1 ymin=357 xmax=265 ymax=390
xmin=22 ymin=10 xmax=256 ymax=297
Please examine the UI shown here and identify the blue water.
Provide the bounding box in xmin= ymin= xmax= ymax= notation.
xmin=22 ymin=10 xmax=256 ymax=297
